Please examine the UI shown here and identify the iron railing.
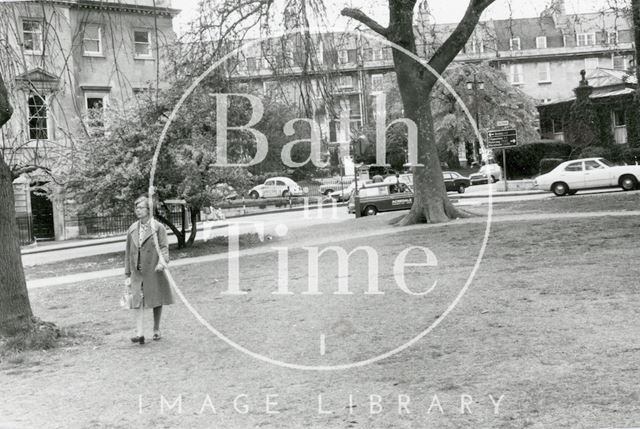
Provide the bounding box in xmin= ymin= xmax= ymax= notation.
xmin=15 ymin=216 xmax=34 ymax=245
xmin=78 ymin=210 xmax=191 ymax=238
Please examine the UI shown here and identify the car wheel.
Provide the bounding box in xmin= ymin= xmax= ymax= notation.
xmin=363 ymin=205 xmax=378 ymax=216
xmin=457 ymin=184 xmax=466 ymax=194
xmin=249 ymin=191 xmax=259 ymax=199
xmin=490 ymin=175 xmax=497 ymax=183
xmin=552 ymin=182 xmax=569 ymax=196
xmin=323 ymin=189 xmax=334 ymax=196
xmin=620 ymin=175 xmax=638 ymax=191
xmin=282 ymin=190 xmax=290 ymax=198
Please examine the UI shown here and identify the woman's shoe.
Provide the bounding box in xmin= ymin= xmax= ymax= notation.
xmin=153 ymin=330 xmax=161 ymax=341
xmin=131 ymin=336 xmax=145 ymax=345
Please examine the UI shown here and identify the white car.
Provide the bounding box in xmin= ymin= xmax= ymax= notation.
xmin=469 ymin=163 xmax=503 ymax=185
xmin=383 ymin=173 xmax=414 ymax=186
xmin=534 ymin=157 xmax=640 ymax=196
xmin=248 ymin=177 xmax=307 ymax=199
xmin=329 ymin=180 xmax=372 ymax=202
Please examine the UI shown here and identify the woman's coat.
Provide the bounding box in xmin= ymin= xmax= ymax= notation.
xmin=124 ymin=220 xmax=174 ymax=308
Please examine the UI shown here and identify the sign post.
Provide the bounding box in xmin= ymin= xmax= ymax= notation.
xmin=487 ymin=128 xmax=517 ymax=192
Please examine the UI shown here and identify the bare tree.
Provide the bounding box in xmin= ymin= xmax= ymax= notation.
xmin=342 ymin=0 xmax=494 ymax=224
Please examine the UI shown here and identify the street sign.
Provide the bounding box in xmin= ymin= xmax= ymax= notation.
xmin=496 ymin=120 xmax=510 ymax=127
xmin=487 ymin=128 xmax=517 ymax=149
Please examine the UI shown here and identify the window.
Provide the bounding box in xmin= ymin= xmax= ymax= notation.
xmin=337 ymin=75 xmax=353 ymax=88
xmin=584 ymin=57 xmax=599 ymax=70
xmin=509 ymin=37 xmax=521 ymax=51
xmin=134 ymin=30 xmax=151 ymax=58
xmin=338 ymin=49 xmax=349 ymax=64
xmin=584 ymin=160 xmax=603 ymax=170
xmin=552 ymin=119 xmax=563 ymax=133
xmin=564 ymin=162 xmax=583 ymax=172
xmin=607 ymin=31 xmax=618 ymax=45
xmin=27 ymin=94 xmax=48 ymax=140
xmin=576 ymin=33 xmax=595 ymax=47
xmin=470 ymin=38 xmax=484 ymax=53
xmin=86 ymin=95 xmax=106 ymax=128
xmin=371 ymin=74 xmax=384 ymax=91
xmin=613 ymin=109 xmax=626 ymax=127
xmin=83 ymin=24 xmax=102 ymax=56
xmin=509 ymin=64 xmax=523 ymax=84
xmin=246 ymin=57 xmax=257 ymax=71
xmin=537 ymin=62 xmax=551 ymax=83
xmin=23 ymin=20 xmax=43 ymax=54
xmin=536 ymin=36 xmax=547 ymax=49
xmin=612 ymin=55 xmax=626 ymax=70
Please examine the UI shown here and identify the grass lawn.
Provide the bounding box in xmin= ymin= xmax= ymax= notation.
xmin=3 ymin=191 xmax=640 ymax=428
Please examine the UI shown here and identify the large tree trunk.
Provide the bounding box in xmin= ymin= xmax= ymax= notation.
xmin=0 ymin=158 xmax=34 ymax=335
xmin=0 ymin=71 xmax=34 ymax=335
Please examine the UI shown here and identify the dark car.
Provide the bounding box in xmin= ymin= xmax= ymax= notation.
xmin=443 ymin=171 xmax=471 ymax=193
xmin=350 ymin=182 xmax=414 ymax=217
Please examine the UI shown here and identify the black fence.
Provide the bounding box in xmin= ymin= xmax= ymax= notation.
xmin=16 ymin=216 xmax=34 ymax=246
xmin=78 ymin=210 xmax=191 ymax=238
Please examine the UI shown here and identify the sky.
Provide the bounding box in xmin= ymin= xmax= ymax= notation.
xmin=171 ymin=0 xmax=609 ymax=35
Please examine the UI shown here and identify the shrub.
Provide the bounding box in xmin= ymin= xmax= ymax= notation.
xmin=496 ymin=140 xmax=572 ymax=179
xmin=577 ymin=146 xmax=609 ymax=159
xmin=621 ymin=147 xmax=640 ymax=165
xmin=539 ymin=158 xmax=564 ymax=175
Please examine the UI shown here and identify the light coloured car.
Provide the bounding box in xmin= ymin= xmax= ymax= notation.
xmin=319 ymin=176 xmax=355 ymax=196
xmin=469 ymin=162 xmax=503 ymax=185
xmin=329 ymin=180 xmax=372 ymax=202
xmin=248 ymin=177 xmax=307 ymax=199
xmin=534 ymin=157 xmax=640 ymax=196
xmin=383 ymin=173 xmax=414 ymax=186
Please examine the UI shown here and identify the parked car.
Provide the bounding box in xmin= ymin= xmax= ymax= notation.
xmin=248 ymin=177 xmax=307 ymax=199
xmin=384 ymin=172 xmax=469 ymax=193
xmin=319 ymin=176 xmax=355 ymax=196
xmin=534 ymin=157 xmax=640 ymax=196
xmin=443 ymin=171 xmax=471 ymax=193
xmin=329 ymin=180 xmax=371 ymax=202
xmin=383 ymin=173 xmax=413 ymax=186
xmin=469 ymin=162 xmax=503 ymax=185
xmin=349 ymin=182 xmax=414 ymax=217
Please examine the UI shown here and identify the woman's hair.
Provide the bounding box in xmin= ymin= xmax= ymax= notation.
xmin=134 ymin=196 xmax=149 ymax=208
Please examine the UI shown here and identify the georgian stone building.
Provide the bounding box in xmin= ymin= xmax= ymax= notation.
xmin=0 ymin=0 xmax=178 ymax=241
xmin=230 ymin=0 xmax=633 ymax=164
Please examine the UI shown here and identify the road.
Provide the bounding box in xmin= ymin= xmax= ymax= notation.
xmin=21 ymin=187 xmax=622 ymax=266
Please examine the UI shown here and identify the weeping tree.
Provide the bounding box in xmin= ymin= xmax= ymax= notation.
xmin=0 ymin=72 xmax=34 ymax=336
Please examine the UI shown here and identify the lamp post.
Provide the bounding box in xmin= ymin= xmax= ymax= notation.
xmin=466 ymin=73 xmax=484 ymax=165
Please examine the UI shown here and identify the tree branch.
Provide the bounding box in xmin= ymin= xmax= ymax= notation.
xmin=341 ymin=8 xmax=388 ymax=37
xmin=427 ymin=0 xmax=496 ymax=77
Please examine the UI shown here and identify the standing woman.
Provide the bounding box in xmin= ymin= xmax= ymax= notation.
xmin=124 ymin=196 xmax=174 ymax=345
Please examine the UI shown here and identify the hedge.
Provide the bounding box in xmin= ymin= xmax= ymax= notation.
xmin=495 ymin=140 xmax=573 ymax=179
xmin=539 ymin=158 xmax=564 ymax=174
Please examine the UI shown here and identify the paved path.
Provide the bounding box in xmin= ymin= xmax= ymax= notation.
xmin=27 ymin=209 xmax=640 ymax=290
